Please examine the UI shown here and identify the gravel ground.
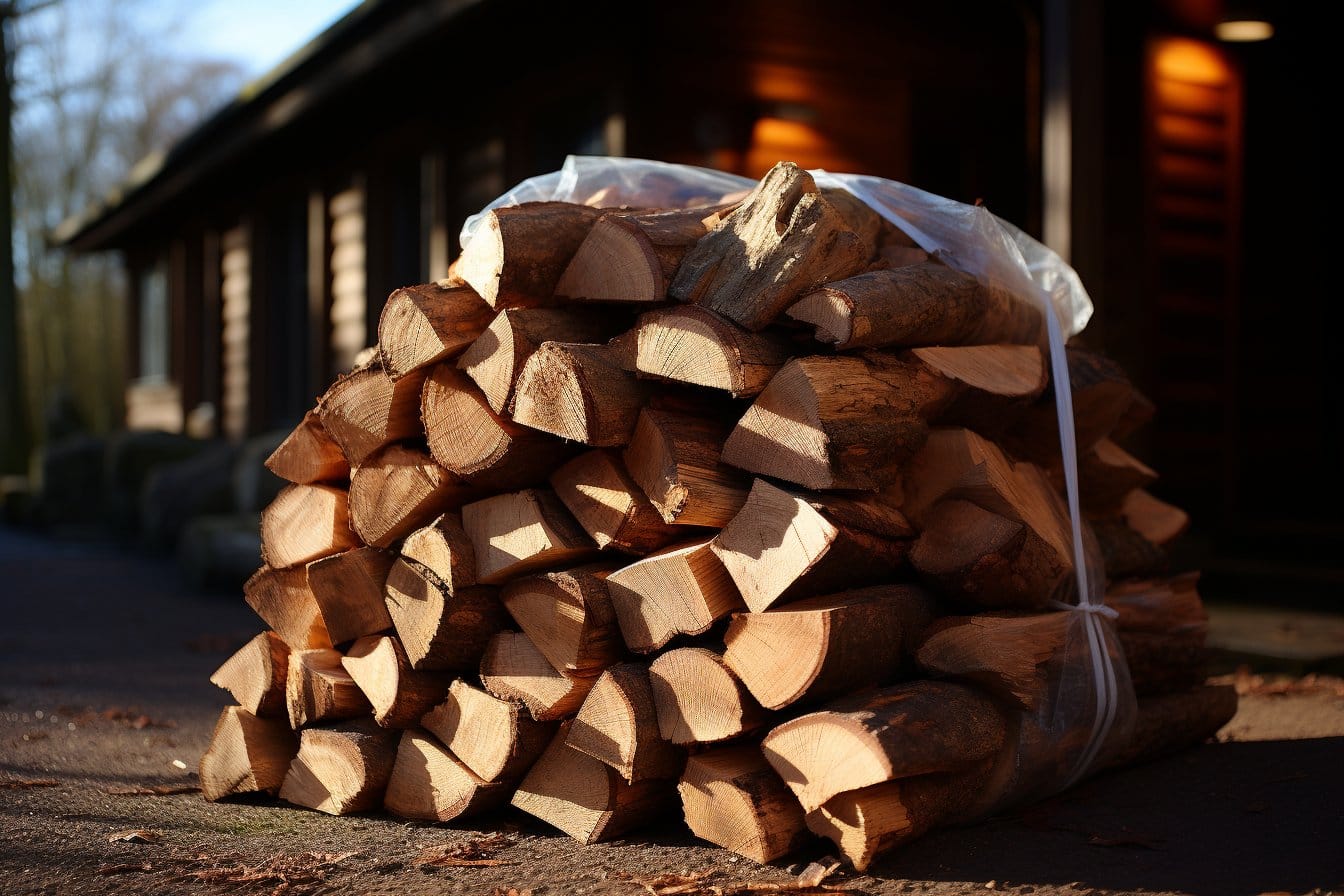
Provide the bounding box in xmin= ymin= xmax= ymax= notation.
xmin=1 ymin=527 xmax=1341 ymax=896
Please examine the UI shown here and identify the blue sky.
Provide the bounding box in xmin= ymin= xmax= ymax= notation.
xmin=146 ymin=0 xmax=359 ymax=77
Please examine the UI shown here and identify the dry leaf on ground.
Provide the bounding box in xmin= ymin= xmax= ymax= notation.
xmin=0 ymin=778 xmax=59 ymax=789
xmin=414 ymin=832 xmax=515 ymax=869
xmin=102 ymin=783 xmax=199 ymax=796
xmin=176 ymin=851 xmax=358 ymax=890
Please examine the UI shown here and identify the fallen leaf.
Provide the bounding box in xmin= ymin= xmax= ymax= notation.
xmin=97 ymin=863 xmax=154 ymax=875
xmin=0 ymin=778 xmax=59 ymax=789
xmin=103 ymin=784 xmax=200 ymax=796
xmin=109 ymin=829 xmax=161 ymax=844
xmin=414 ymin=833 xmax=514 ymax=870
xmin=176 ymin=851 xmax=357 ymax=889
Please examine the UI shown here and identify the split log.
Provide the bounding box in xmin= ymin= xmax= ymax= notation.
xmin=376 ymin=281 xmax=493 ymax=379
xmin=554 ymin=203 xmax=732 ymax=303
xmin=1121 ymin=489 xmax=1190 ymax=546
xmin=678 ymin=745 xmax=810 ymax=863
xmin=901 ymin=344 xmax=1048 ymax=430
xmin=265 ymin=411 xmax=349 ymax=484
xmin=549 ymin=450 xmax=682 ymax=554
xmin=261 ymin=484 xmax=358 ymax=569
xmin=1080 ymin=439 xmax=1158 ymax=513
xmin=567 ymin=662 xmax=685 ymax=782
xmin=1008 ymin=347 xmax=1137 ymax=463
xmin=243 ymin=566 xmax=332 ymax=650
xmin=279 ymin=720 xmax=398 ymax=815
xmin=399 ymin=513 xmax=476 ymax=592
xmin=915 ymin=612 xmax=1071 ymax=710
xmin=1113 ymin=388 xmax=1156 ymax=441
xmin=305 ymin=547 xmax=395 ymax=646
xmin=199 ymin=706 xmax=299 ymax=801
xmin=210 ymin=631 xmax=289 ymax=717
xmin=457 ymin=201 xmax=604 ymax=308
xmin=670 ymin=162 xmax=875 ymax=330
xmin=627 ymin=305 xmax=793 ymax=397
xmin=624 ymin=408 xmax=749 ymax=527
xmin=421 ymin=679 xmax=554 ymax=781
xmin=286 ymin=647 xmax=371 ymax=728
xmin=347 ymin=445 xmax=472 ymax=549
xmin=317 ymin=364 xmax=427 ymax=465
xmin=383 ymin=729 xmax=511 ymax=821
xmin=479 ymin=630 xmax=598 ymax=721
xmin=457 ymin=308 xmax=620 ymax=414
xmin=711 ymin=480 xmax=908 ymax=613
xmin=511 ymin=342 xmax=655 ymax=446
xmin=499 ymin=564 xmax=623 ymax=673
xmin=461 ymin=488 xmax=598 ymax=585
xmin=1108 ymin=684 xmax=1237 ymax=768
xmin=1118 ymin=629 xmax=1208 ymax=696
xmin=512 ymin=722 xmax=676 ymax=844
xmin=899 ymin=427 xmax=1006 ymax=527
xmin=787 ymin=263 xmax=1044 ymax=350
xmin=606 ymin=538 xmax=744 ymax=653
xmin=761 ymin=681 xmax=1006 ymax=813
xmin=648 ymin=647 xmax=770 ymax=745
xmin=383 ymin=557 xmax=507 ymax=671
xmin=1091 ymin=517 xmax=1167 ymax=579
xmin=723 ymin=585 xmax=937 ymax=710
xmin=341 ymin=635 xmax=451 ymax=727
xmin=421 ymin=363 xmax=568 ymax=489
xmin=1106 ymin=572 xmax=1206 ymax=635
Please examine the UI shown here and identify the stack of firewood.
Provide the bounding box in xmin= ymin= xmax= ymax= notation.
xmin=200 ymin=162 xmax=1236 ymax=870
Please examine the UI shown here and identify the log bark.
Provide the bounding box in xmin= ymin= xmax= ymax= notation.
xmin=317 ymin=363 xmax=428 ymax=465
xmin=627 ymin=305 xmax=793 ymax=397
xmin=376 ymin=281 xmax=494 ymax=380
xmin=512 ymin=722 xmax=677 ymax=844
xmin=457 ymin=201 xmax=604 ymax=308
xmin=199 ymin=706 xmax=298 ymax=801
xmin=383 ymin=729 xmax=511 ymax=821
xmin=678 ymin=745 xmax=810 ymax=863
xmin=421 ymin=679 xmax=555 ymax=782
xmin=761 ymin=681 xmax=1006 ymax=813
xmin=210 ymin=631 xmax=289 ymax=718
xmin=567 ymin=662 xmax=685 ymax=782
xmin=1008 ymin=347 xmax=1137 ymax=464
xmin=286 ymin=647 xmax=371 ymax=728
xmin=549 ymin=450 xmax=683 ymax=554
xmin=399 ymin=512 xmax=476 ymax=592
xmin=787 ymin=263 xmax=1044 ymax=350
xmin=606 ymin=538 xmax=744 ymax=653
xmin=265 ymin=411 xmax=349 ymax=484
xmin=1091 ymin=517 xmax=1167 ymax=579
xmin=1108 ymin=684 xmax=1237 ymax=768
xmin=500 ymin=564 xmax=623 ymax=673
xmin=1079 ymin=439 xmax=1158 ymax=513
xmin=511 ymin=342 xmax=656 ymax=446
xmin=648 ymin=647 xmax=770 ymax=745
xmin=1118 ymin=629 xmax=1208 ymax=696
xmin=341 ymin=635 xmax=451 ymax=727
xmin=261 ymin=484 xmax=359 ymax=569
xmin=623 ymin=408 xmax=749 ymax=527
xmin=383 ymin=557 xmax=507 ymax=671
xmin=243 ymin=566 xmax=332 ymax=650
xmin=347 ymin=445 xmax=472 ymax=549
xmin=670 ymin=162 xmax=875 ymax=330
xmin=711 ymin=480 xmax=909 ymax=613
xmin=461 ymin=488 xmax=598 ymax=585
xmin=279 ymin=720 xmax=398 ymax=815
xmin=479 ymin=630 xmax=598 ymax=721
xmin=723 ymin=585 xmax=937 ymax=710
xmin=305 ymin=547 xmax=395 ymax=646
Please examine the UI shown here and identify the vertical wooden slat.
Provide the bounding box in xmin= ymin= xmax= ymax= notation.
xmin=220 ymin=224 xmax=251 ymax=442
xmin=308 ymin=189 xmax=333 ymax=396
xmin=329 ymin=180 xmax=367 ymax=375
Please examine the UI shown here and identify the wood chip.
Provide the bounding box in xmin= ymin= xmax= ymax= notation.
xmin=108 ymin=829 xmax=161 ymax=844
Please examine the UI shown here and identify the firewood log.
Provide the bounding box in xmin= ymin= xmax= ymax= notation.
xmin=678 ymin=745 xmax=810 ymax=863
xmin=554 ymin=203 xmax=733 ymax=303
xmin=305 ymin=547 xmax=395 ymax=646
xmin=317 ymin=363 xmax=427 ymax=465
xmin=899 ymin=427 xmax=1006 ymax=527
xmin=670 ymin=163 xmax=875 ymax=330
xmin=1121 ymin=489 xmax=1189 ymax=546
xmin=1008 ymin=347 xmax=1136 ymax=464
xmin=383 ymin=557 xmax=506 ymax=671
xmin=1108 ymin=684 xmax=1237 ymax=768
xmin=261 ymin=484 xmax=359 ymax=569
xmin=243 ymin=566 xmax=332 ymax=650
xmin=210 ymin=632 xmax=289 ymax=718
xmin=199 ymin=706 xmax=298 ymax=801
xmin=761 ymin=681 xmax=1007 ymax=812
xmin=279 ymin=719 xmax=398 ymax=815
xmin=1079 ymin=439 xmax=1158 ymax=513
xmin=512 ymin=722 xmax=676 ymax=844
xmin=421 ymin=679 xmax=554 ymax=782
xmin=286 ymin=647 xmax=371 ymax=728
xmin=383 ymin=729 xmax=511 ymax=821
xmin=457 ymin=201 xmax=604 ymax=308
xmin=399 ymin=512 xmax=476 ymax=591
xmin=347 ymin=445 xmax=472 ymax=549
xmin=712 ymin=480 xmax=908 ymax=613
xmin=458 ymin=308 xmax=621 ymax=414
xmin=626 ymin=305 xmax=793 ymax=397
xmin=648 ymin=647 xmax=770 ymax=745
xmin=1105 ymin=572 xmax=1206 ymax=634
xmin=499 ymin=564 xmax=623 ymax=673
xmin=567 ymin=662 xmax=685 ymax=782
xmin=723 ymin=585 xmax=937 ymax=710
xmin=461 ymin=488 xmax=598 ymax=585
xmin=1118 ymin=629 xmax=1208 ymax=696
xmin=421 ymin=363 xmax=570 ymax=489
xmin=787 ymin=263 xmax=1044 ymax=350
xmin=376 ymin=281 xmax=493 ymax=380
xmin=265 ymin=410 xmax=349 ymax=484
xmin=1091 ymin=517 xmax=1167 ymax=579
xmin=623 ymin=408 xmax=749 ymax=527
xmin=479 ymin=631 xmax=598 ymax=721
xmin=549 ymin=450 xmax=683 ymax=554
xmin=606 ymin=538 xmax=744 ymax=653
xmin=915 ymin=612 xmax=1071 ymax=710
xmin=341 ymin=635 xmax=450 ymax=727
xmin=511 ymin=342 xmax=655 ymax=446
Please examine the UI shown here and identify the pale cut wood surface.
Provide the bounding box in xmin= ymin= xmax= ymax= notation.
xmin=305 ymin=547 xmax=395 ymax=646
xmin=500 ymin=564 xmax=622 ymax=674
xmin=624 ymin=408 xmax=749 ymax=527
xmin=606 ymin=538 xmax=744 ymax=653
xmin=341 ymin=635 xmax=450 ymax=728
xmin=421 ymin=679 xmax=554 ymax=782
xmin=479 ymin=630 xmax=598 ymax=722
xmin=511 ymin=342 xmax=655 ymax=446
xmin=199 ymin=706 xmax=298 ymax=802
xmin=461 ymin=488 xmax=598 ymax=585
xmin=243 ymin=565 xmax=332 ymax=651
xmin=278 ymin=720 xmax=398 ymax=815
xmin=549 ymin=450 xmax=683 ymax=554
xmin=399 ymin=512 xmax=476 ymax=591
xmin=265 ymin=410 xmax=350 ymax=484
xmin=261 ymin=484 xmax=359 ymax=569
xmin=286 ymin=647 xmax=371 ymax=728
xmin=678 ymin=745 xmax=810 ymax=863
xmin=348 ymin=445 xmax=472 ymax=549
xmin=383 ymin=729 xmax=511 ymax=822
xmin=457 ymin=201 xmax=604 ymax=308
xmin=210 ymin=631 xmax=289 ymax=718
xmin=567 ymin=662 xmax=685 ymax=783
xmin=376 ymin=281 xmax=493 ymax=379
xmin=648 ymin=647 xmax=769 ymax=745
xmin=317 ymin=364 xmax=428 ymax=465
xmin=383 ymin=557 xmax=506 ymax=672
xmin=629 ymin=305 xmax=793 ymax=397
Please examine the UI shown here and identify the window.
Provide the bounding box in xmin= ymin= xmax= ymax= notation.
xmin=139 ymin=260 xmax=169 ymax=382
